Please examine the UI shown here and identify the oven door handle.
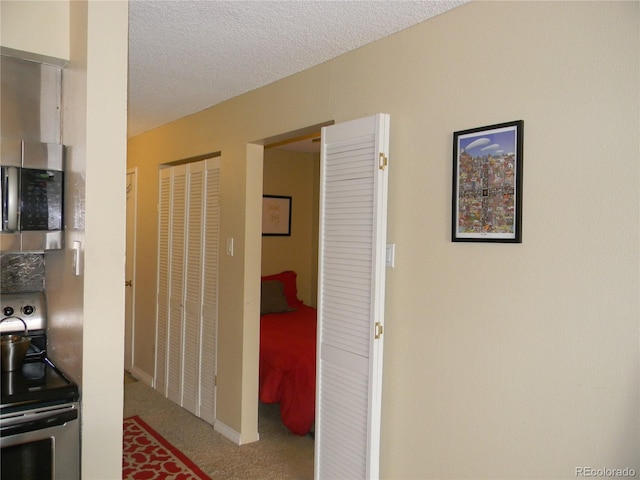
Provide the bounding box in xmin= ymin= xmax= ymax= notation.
xmin=0 ymin=408 xmax=78 ymax=438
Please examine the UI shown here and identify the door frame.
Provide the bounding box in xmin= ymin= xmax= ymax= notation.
xmin=253 ymin=116 xmax=387 ymax=478
xmin=125 ymin=167 xmax=138 ymax=372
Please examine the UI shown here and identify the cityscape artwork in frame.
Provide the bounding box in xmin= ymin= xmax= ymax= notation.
xmin=452 ymin=120 xmax=523 ymax=243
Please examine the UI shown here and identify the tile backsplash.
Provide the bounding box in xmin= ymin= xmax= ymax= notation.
xmin=1 ymin=253 xmax=45 ymax=293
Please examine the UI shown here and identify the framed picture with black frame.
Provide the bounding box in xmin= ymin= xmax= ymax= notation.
xmin=452 ymin=120 xmax=524 ymax=243
xmin=262 ymin=195 xmax=292 ymax=236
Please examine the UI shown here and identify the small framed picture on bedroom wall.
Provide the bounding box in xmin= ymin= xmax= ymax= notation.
xmin=262 ymin=195 xmax=292 ymax=236
xmin=452 ymin=120 xmax=524 ymax=243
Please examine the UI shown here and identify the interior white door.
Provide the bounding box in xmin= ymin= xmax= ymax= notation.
xmin=315 ymin=114 xmax=389 ymax=480
xmin=125 ymin=169 xmax=137 ymax=372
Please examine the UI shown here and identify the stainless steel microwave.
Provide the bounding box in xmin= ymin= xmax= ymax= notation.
xmin=1 ymin=139 xmax=64 ymax=252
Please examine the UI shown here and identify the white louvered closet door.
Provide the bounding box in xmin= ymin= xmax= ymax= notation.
xmin=155 ymin=158 xmax=220 ymax=425
xmin=182 ymin=161 xmax=205 ymax=415
xmin=167 ymin=165 xmax=187 ymax=405
xmin=315 ymin=114 xmax=390 ymax=480
xmin=156 ymin=168 xmax=172 ymax=395
xmin=200 ymin=157 xmax=221 ymax=423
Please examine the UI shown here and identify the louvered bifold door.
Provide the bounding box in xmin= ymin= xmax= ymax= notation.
xmin=199 ymin=157 xmax=221 ymax=424
xmin=315 ymin=114 xmax=390 ymax=480
xmin=156 ymin=168 xmax=172 ymax=395
xmin=167 ymin=165 xmax=188 ymax=405
xmin=182 ymin=161 xmax=205 ymax=415
xmin=156 ymin=158 xmax=220 ymax=424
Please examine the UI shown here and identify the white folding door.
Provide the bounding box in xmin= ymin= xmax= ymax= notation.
xmin=156 ymin=157 xmax=220 ymax=424
xmin=315 ymin=114 xmax=389 ymax=479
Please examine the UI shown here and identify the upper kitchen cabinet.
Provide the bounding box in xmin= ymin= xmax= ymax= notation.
xmin=1 ymin=56 xmax=62 ymax=144
xmin=1 ymin=2 xmax=70 ymax=253
xmin=0 ymin=1 xmax=70 ymax=64
xmin=1 ymin=55 xmax=65 ymax=252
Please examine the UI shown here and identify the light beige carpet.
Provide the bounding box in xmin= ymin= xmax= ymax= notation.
xmin=123 ymin=373 xmax=314 ymax=479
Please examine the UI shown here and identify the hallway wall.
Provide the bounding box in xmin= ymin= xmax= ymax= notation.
xmin=128 ymin=2 xmax=639 ymax=476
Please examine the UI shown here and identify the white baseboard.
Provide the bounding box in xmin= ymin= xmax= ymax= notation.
xmin=130 ymin=366 xmax=154 ymax=387
xmin=214 ymin=420 xmax=255 ymax=445
xmin=128 ymin=368 xmax=261 ymax=446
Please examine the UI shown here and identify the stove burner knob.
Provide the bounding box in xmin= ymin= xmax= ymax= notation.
xmin=22 ymin=305 xmax=35 ymax=316
xmin=3 ymin=306 xmax=14 ymax=317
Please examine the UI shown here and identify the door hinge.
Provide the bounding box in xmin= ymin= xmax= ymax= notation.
xmin=214 ymin=375 xmax=217 ymax=387
xmin=374 ymin=322 xmax=383 ymax=339
xmin=379 ymin=152 xmax=388 ymax=170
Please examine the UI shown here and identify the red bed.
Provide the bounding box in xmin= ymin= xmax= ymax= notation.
xmin=259 ymin=271 xmax=317 ymax=436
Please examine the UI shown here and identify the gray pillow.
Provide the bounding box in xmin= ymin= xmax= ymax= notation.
xmin=261 ymin=280 xmax=296 ymax=315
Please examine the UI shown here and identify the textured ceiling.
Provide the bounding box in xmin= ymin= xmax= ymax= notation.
xmin=127 ymin=0 xmax=466 ymax=138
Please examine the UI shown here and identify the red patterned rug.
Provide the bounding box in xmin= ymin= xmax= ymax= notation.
xmin=123 ymin=415 xmax=211 ymax=480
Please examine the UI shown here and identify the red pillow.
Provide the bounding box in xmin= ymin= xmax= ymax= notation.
xmin=261 ymin=270 xmax=303 ymax=308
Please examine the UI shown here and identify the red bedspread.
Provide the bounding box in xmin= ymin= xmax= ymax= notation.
xmin=259 ymin=304 xmax=317 ymax=435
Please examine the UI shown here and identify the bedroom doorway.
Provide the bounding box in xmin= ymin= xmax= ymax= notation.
xmin=257 ymin=114 xmax=389 ymax=479
xmin=258 ymin=126 xmax=324 ymax=475
xmin=262 ymin=131 xmax=322 ymax=309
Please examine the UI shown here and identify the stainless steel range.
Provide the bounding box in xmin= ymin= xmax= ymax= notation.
xmin=0 ymin=291 xmax=80 ymax=479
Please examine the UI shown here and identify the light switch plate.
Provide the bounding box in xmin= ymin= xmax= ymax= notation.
xmin=73 ymin=240 xmax=82 ymax=276
xmin=386 ymin=243 xmax=395 ymax=268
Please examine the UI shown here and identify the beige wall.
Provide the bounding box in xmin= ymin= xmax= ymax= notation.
xmin=262 ymin=148 xmax=319 ymax=307
xmin=128 ymin=1 xmax=639 ymax=477
xmin=1 ymin=1 xmax=129 ymax=478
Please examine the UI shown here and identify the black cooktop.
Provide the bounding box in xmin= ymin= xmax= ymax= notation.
xmin=1 ymin=354 xmax=79 ymax=413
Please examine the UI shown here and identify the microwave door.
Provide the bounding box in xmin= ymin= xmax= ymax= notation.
xmin=1 ymin=166 xmax=19 ymax=232
xmin=20 ymin=168 xmax=64 ymax=231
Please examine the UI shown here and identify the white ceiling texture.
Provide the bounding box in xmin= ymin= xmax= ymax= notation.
xmin=127 ymin=0 xmax=466 ymax=139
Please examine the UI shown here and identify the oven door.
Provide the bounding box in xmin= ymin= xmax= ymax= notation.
xmin=1 ymin=402 xmax=79 ymax=480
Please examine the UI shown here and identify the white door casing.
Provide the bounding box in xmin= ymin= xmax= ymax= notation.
xmin=315 ymin=114 xmax=389 ymax=479
xmin=125 ymin=168 xmax=138 ymax=372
